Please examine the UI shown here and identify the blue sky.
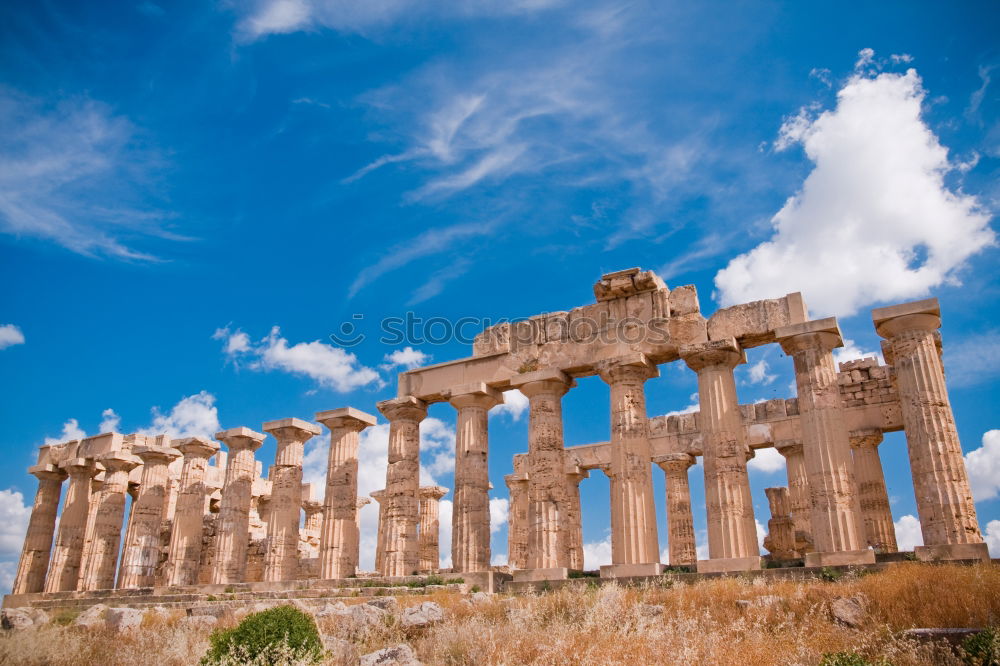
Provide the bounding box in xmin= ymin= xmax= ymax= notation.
xmin=1 ymin=1 xmax=999 ymax=589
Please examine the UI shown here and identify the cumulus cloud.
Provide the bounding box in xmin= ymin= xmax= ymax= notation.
xmin=745 ymin=359 xmax=776 ymax=385
xmin=381 ymin=346 xmax=430 ymax=371
xmin=140 ymin=391 xmax=221 ymax=440
xmin=965 ymin=430 xmax=1000 ymax=502
xmin=43 ymin=418 xmax=87 ymax=445
xmin=715 ymin=52 xmax=995 ymax=317
xmin=583 ymin=532 xmax=612 ymax=570
xmin=943 ymin=330 xmax=1000 ymax=388
xmin=490 ymin=497 xmax=509 ymax=534
xmin=0 ymin=488 xmax=31 ymax=593
xmin=832 ymin=339 xmax=884 ymax=369
xmin=894 ymin=514 xmax=924 ymax=551
xmin=0 ymin=324 xmax=25 ymax=350
xmin=215 ymin=326 xmax=381 ymax=393
xmin=985 ymin=520 xmax=1000 ymax=558
xmin=494 ymin=389 xmax=528 ymax=421
xmin=664 ymin=393 xmax=699 ymax=418
xmin=748 ymin=447 xmax=785 ymax=474
xmin=98 ymin=408 xmax=121 ymax=433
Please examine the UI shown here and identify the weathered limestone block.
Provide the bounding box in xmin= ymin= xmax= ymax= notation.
xmin=163 ymin=437 xmax=219 ymax=586
xmin=210 ymin=427 xmax=265 ymax=584
xmin=377 ymin=397 xmax=427 ymax=576
xmin=118 ymin=444 xmax=181 ymax=588
xmin=315 ymin=407 xmax=377 ymax=579
xmin=655 ymin=453 xmax=696 ymax=566
xmin=593 ymin=267 xmax=665 ymax=302
xmin=263 ymin=418 xmax=321 ymax=582
xmin=850 ymin=429 xmax=897 ymax=553
xmin=371 ymin=490 xmax=387 ymax=573
xmin=763 ymin=487 xmax=797 ymax=561
xmin=446 ymin=383 xmax=501 ymax=573
xmin=44 ymin=458 xmax=101 ymax=593
xmin=873 ymin=299 xmax=987 ymax=561
xmin=564 ymin=468 xmax=587 ymax=570
xmin=707 ymin=293 xmax=808 ymax=348
xmin=79 ymin=451 xmax=141 ymax=590
xmin=504 ymin=473 xmax=529 ymax=570
xmin=774 ymin=440 xmax=814 ymax=556
xmin=776 ymin=319 xmax=872 ymax=567
xmin=418 ymin=486 xmax=448 ymax=572
xmin=12 ymin=462 xmax=67 ymax=594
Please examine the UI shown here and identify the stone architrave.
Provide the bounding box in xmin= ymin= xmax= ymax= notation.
xmin=655 ymin=453 xmax=697 ymax=566
xmin=262 ymin=418 xmax=321 ymax=582
xmin=776 ymin=319 xmax=873 ymax=567
xmin=376 ymin=397 xmax=427 ymax=577
xmin=118 ymin=444 xmax=181 ymax=588
xmin=44 ymin=458 xmax=101 ymax=593
xmin=418 ymin=486 xmax=448 ymax=572
xmin=504 ymin=473 xmax=529 ymax=570
xmin=370 ymin=490 xmax=387 ymax=573
xmin=209 ymin=427 xmax=266 ymax=585
xmin=79 ymin=452 xmax=142 ymax=591
xmin=774 ymin=440 xmax=813 ymax=556
xmin=762 ymin=487 xmax=797 ymax=561
xmin=12 ymin=463 xmax=68 ymax=594
xmin=873 ymin=299 xmax=988 ymax=562
xmin=681 ymin=339 xmax=760 ymax=573
xmin=510 ymin=369 xmax=573 ymax=580
xmin=163 ymin=437 xmax=219 ymax=586
xmin=315 ymin=407 xmax=377 ymax=580
xmin=849 ymin=429 xmax=898 ymax=553
xmin=446 ymin=383 xmax=501 ymax=573
xmin=564 ymin=468 xmax=587 ymax=570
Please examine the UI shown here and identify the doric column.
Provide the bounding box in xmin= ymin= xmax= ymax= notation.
xmin=78 ymin=452 xmax=141 ymax=591
xmin=775 ymin=440 xmax=813 ymax=556
xmin=376 ymin=396 xmax=427 ymax=577
xmin=763 ymin=487 xmax=797 ymax=560
xmin=44 ymin=458 xmax=100 ymax=592
xmin=418 ymin=486 xmax=448 ymax=572
xmin=655 ymin=453 xmax=697 ymax=567
xmin=849 ymin=429 xmax=897 ymax=553
xmin=262 ymin=418 xmax=321 ymax=582
xmin=510 ymin=369 xmax=573 ymax=579
xmin=776 ymin=319 xmax=873 ymax=567
xmin=78 ymin=474 xmax=105 ymax=587
xmin=163 ymin=437 xmax=219 ymax=586
xmin=303 ymin=500 xmax=323 ymax=531
xmin=209 ymin=427 xmax=265 ymax=585
xmin=118 ymin=444 xmax=181 ymax=588
xmin=370 ymin=490 xmax=386 ymax=573
xmin=564 ymin=468 xmax=587 ymax=570
xmin=12 ymin=463 xmax=68 ymax=594
xmin=315 ymin=408 xmax=377 ymax=580
xmin=447 ymin=383 xmax=501 ymax=573
xmin=504 ymin=473 xmax=529 ymax=570
xmin=873 ymin=298 xmax=988 ymax=561
xmin=681 ymin=339 xmax=760 ymax=572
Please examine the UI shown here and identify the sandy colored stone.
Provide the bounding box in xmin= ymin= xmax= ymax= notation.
xmin=655 ymin=453 xmax=696 ymax=566
xmin=44 ymin=458 xmax=101 ymax=593
xmin=12 ymin=463 xmax=67 ymax=594
xmin=118 ymin=445 xmax=181 ymax=588
xmin=163 ymin=437 xmax=219 ymax=586
xmin=210 ymin=427 xmax=265 ymax=584
xmin=417 ymin=485 xmax=448 ymax=572
xmin=775 ymin=440 xmax=814 ymax=556
xmin=564 ymin=468 xmax=587 ymax=570
xmin=850 ymin=428 xmax=897 ymax=552
xmin=377 ymin=397 xmax=427 ymax=576
xmin=504 ymin=473 xmax=529 ymax=570
xmin=762 ymin=487 xmax=796 ymax=561
xmin=360 ymin=644 xmax=423 ymax=666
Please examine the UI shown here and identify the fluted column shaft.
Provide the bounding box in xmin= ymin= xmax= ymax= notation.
xmin=656 ymin=453 xmax=696 ymax=566
xmin=79 ymin=453 xmax=140 ymax=591
xmin=377 ymin=397 xmax=427 ymax=576
xmin=775 ymin=441 xmax=812 ymax=554
xmin=78 ymin=476 xmax=104 ymax=587
xmin=210 ymin=428 xmax=265 ymax=584
xmin=13 ymin=466 xmax=67 ymax=594
xmin=118 ymin=446 xmax=180 ymax=588
xmin=564 ymin=470 xmax=586 ymax=570
xmin=681 ymin=340 xmax=758 ymax=561
xmin=371 ymin=490 xmax=386 ymax=573
xmin=164 ymin=438 xmax=219 ymax=586
xmin=763 ymin=487 xmax=797 ymax=559
xmin=44 ymin=460 xmax=99 ymax=592
xmin=505 ymin=475 xmax=529 ymax=570
xmin=850 ymin=429 xmax=897 ymax=552
xmin=418 ymin=486 xmax=448 ymax=572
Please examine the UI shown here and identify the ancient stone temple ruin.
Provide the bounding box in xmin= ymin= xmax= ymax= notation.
xmin=5 ymin=268 xmax=989 ymax=606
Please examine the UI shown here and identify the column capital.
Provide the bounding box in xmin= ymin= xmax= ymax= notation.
xmin=418 ymin=485 xmax=449 ymax=500
xmin=775 ymin=317 xmax=844 ymax=355
xmin=774 ymin=439 xmax=802 ymax=457
xmin=370 ymin=489 xmax=386 ymax=503
xmin=509 ymin=368 xmax=573 ymax=398
xmin=133 ymin=445 xmax=182 ymax=465
xmin=315 ymin=407 xmax=378 ymax=432
xmin=566 ymin=467 xmax=589 ymax=484
xmin=680 ymin=338 xmax=745 ymax=371
xmin=445 ymin=383 xmax=503 ymax=410
xmin=28 ymin=463 xmax=67 ymax=482
xmin=596 ymin=352 xmax=659 ymax=384
xmin=356 ymin=496 xmax=372 ymax=510
xmin=872 ymin=298 xmax=941 ymax=339
xmin=262 ymin=417 xmax=322 ymax=442
xmin=377 ymin=396 xmax=428 ymax=422
xmin=215 ymin=426 xmax=267 ymax=451
xmin=849 ymin=428 xmax=884 ymax=449
xmin=97 ymin=451 xmax=142 ymax=474
xmin=504 ymin=473 xmax=528 ymax=488
xmin=654 ymin=452 xmax=695 ymax=473
xmin=302 ymin=499 xmax=323 ymax=513
xmin=173 ymin=436 xmax=220 ymax=459
xmin=58 ymin=457 xmax=102 ymax=477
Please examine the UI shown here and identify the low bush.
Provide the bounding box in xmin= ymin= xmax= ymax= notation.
xmin=963 ymin=627 xmax=1000 ymax=666
xmin=201 ymin=605 xmax=323 ymax=665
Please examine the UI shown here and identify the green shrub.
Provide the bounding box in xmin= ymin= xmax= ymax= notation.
xmin=51 ymin=609 xmax=80 ymax=626
xmin=963 ymin=627 xmax=1000 ymax=666
xmin=819 ymin=652 xmax=889 ymax=666
xmin=201 ymin=605 xmax=323 ymax=666
xmin=819 ymin=567 xmax=842 ymax=582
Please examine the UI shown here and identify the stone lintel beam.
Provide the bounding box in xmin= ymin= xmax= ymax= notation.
xmin=509 ymin=367 xmax=575 ymax=392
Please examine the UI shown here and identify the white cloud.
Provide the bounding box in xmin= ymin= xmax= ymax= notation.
xmin=747 ymin=447 xmax=785 ymax=474
xmin=832 ymin=338 xmax=884 ymax=369
xmin=944 ymin=331 xmax=1000 ymax=388
xmin=583 ymin=533 xmax=612 ymax=569
xmin=382 ymin=346 xmax=430 ymax=371
xmin=715 ymin=52 xmax=995 ymax=317
xmin=664 ymin=393 xmax=699 ymax=418
xmin=965 ymin=430 xmax=1000 ymax=502
xmin=0 ymin=489 xmax=30 ymax=595
xmin=43 ymin=418 xmax=87 ymax=445
xmin=215 ymin=326 xmax=381 ymax=393
xmin=140 ymin=391 xmax=221 ymax=440
xmin=695 ymin=529 xmax=709 ymax=560
xmin=494 ymin=389 xmax=528 ymax=421
xmin=985 ymin=520 xmax=1000 ymax=558
xmin=490 ymin=497 xmax=509 ymax=534
xmin=438 ymin=499 xmax=454 ymax=569
xmin=0 ymin=324 xmax=25 ymax=350
xmin=755 ymin=519 xmax=767 ymax=554
xmin=746 ymin=359 xmax=775 ymax=385
xmin=894 ymin=514 xmax=924 ymax=551
xmin=491 ymin=553 xmax=508 ymax=566
xmin=98 ymin=408 xmax=121 ymax=433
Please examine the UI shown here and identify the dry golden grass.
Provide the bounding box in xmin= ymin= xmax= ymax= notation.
xmin=1 ymin=563 xmax=996 ymax=666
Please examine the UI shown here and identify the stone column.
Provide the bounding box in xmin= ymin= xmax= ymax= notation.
xmin=775 ymin=440 xmax=813 ymax=556
xmin=873 ymin=298 xmax=988 ymax=561
xmin=303 ymin=500 xmax=323 ymax=531
xmin=371 ymin=490 xmax=386 ymax=574
xmin=418 ymin=486 xmax=448 ymax=572
xmin=681 ymin=339 xmax=760 ymax=572
xmin=209 ymin=427 xmax=265 ymax=585
xmin=164 ymin=437 xmax=219 ymax=586
xmin=510 ymin=369 xmax=573 ymax=580
xmin=447 ymin=383 xmax=501 ymax=573
xmin=118 ymin=444 xmax=181 ymax=588
xmin=763 ymin=487 xmax=797 ymax=561
xmin=44 ymin=458 xmax=100 ymax=593
xmin=377 ymin=397 xmax=427 ymax=577
xmin=564 ymin=468 xmax=587 ymax=570
xmin=262 ymin=418 xmax=321 ymax=582
xmin=850 ymin=429 xmax=898 ymax=553
xmin=78 ymin=473 xmax=105 ymax=587
xmin=776 ymin=319 xmax=873 ymax=567
xmin=77 ymin=452 xmax=141 ymax=591
xmin=315 ymin=408 xmax=377 ymax=580
xmin=655 ymin=453 xmax=697 ymax=567
xmin=504 ymin=473 xmax=529 ymax=570
xmin=12 ymin=464 xmax=68 ymax=594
